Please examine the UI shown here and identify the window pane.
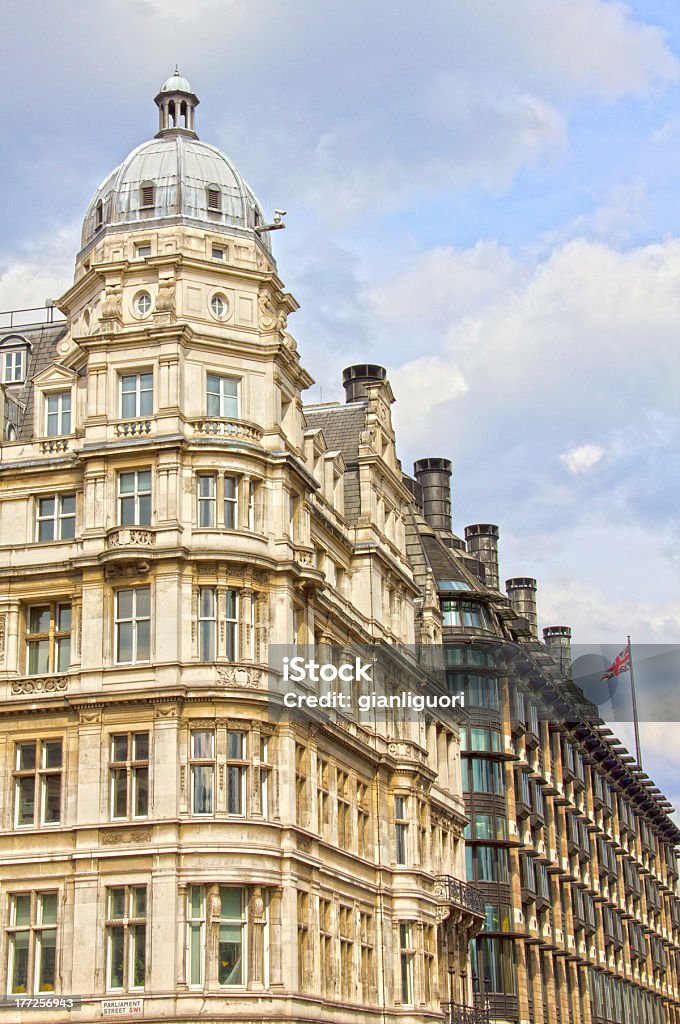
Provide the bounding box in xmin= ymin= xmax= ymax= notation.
xmin=190 ymin=886 xmax=203 ymax=918
xmin=132 ymin=924 xmax=146 ymax=987
xmin=110 ymin=889 xmax=126 ymax=919
xmin=37 ymin=929 xmax=57 ymax=992
xmin=225 ymin=590 xmax=237 ymax=620
xmin=29 ymin=607 xmax=51 ymax=633
xmin=218 ymin=924 xmax=243 ymax=985
xmin=138 ymin=494 xmax=151 ymax=525
xmin=227 ymin=732 xmax=244 ymax=759
xmin=121 ymin=391 xmax=137 ymax=418
xmin=117 ymin=589 xmax=133 ymax=619
xmin=133 ymin=733 xmax=149 ymax=760
xmin=17 ymin=777 xmax=35 ymax=825
xmin=28 ymin=639 xmax=49 ymax=675
xmin=40 ymin=893 xmax=58 ymax=925
xmin=138 ymin=470 xmax=151 ymax=491
xmin=220 ymin=888 xmax=243 ymax=919
xmin=109 ymin=926 xmax=125 ymax=988
xmin=56 ymin=636 xmax=71 ymax=672
xmin=192 ymin=765 xmax=213 ymax=814
xmin=199 ymin=619 xmax=215 ymax=661
xmin=192 ymin=730 xmax=213 ymax=758
xmin=135 ymin=587 xmax=150 ymax=618
xmin=10 ymin=932 xmax=29 ymax=993
xmin=132 ymin=887 xmax=147 ymax=918
xmin=116 ymin=622 xmax=133 ymax=663
xmin=112 ymin=768 xmax=127 ymax=817
xmin=134 ymin=767 xmax=149 ymax=817
xmin=13 ymin=894 xmax=31 ymax=926
xmin=42 ymin=774 xmax=61 ymax=824
xmin=199 ymin=588 xmax=215 ymax=617
xmin=112 ymin=734 xmax=129 ymax=761
xmin=39 ymin=496 xmax=55 ymax=518
xmin=43 ymin=741 xmax=62 ymax=769
xmin=18 ymin=742 xmax=36 ymax=771
xmin=136 ymin=619 xmax=150 ymax=661
xmin=189 ymin=924 xmax=203 ymax=985
xmin=227 ymin=766 xmax=243 ymax=814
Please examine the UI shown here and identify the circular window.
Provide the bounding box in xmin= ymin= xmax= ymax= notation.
xmin=210 ymin=293 xmax=229 ymax=319
xmin=134 ymin=291 xmax=153 ymax=317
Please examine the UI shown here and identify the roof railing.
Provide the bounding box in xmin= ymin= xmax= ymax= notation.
xmin=0 ymin=305 xmax=66 ymax=330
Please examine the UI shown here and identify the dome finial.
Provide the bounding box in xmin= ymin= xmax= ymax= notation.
xmin=154 ymin=69 xmax=200 ymax=139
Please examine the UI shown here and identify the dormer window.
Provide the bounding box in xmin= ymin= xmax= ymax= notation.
xmin=1 ymin=336 xmax=29 ymax=385
xmin=206 ymin=185 xmax=222 ymax=212
xmin=140 ymin=181 xmax=155 ymax=209
xmin=3 ymin=350 xmax=25 ymax=384
xmin=95 ymin=200 xmax=104 ymax=230
xmin=45 ymin=392 xmax=72 ymax=438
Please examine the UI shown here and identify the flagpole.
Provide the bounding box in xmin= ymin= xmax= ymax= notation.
xmin=628 ymin=635 xmax=642 ymax=768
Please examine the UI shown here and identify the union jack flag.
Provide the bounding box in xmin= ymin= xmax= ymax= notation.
xmin=601 ymin=645 xmax=630 ymax=681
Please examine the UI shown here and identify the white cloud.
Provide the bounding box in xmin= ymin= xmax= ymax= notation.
xmin=0 ymin=225 xmax=77 ymax=314
xmin=560 ymin=443 xmax=606 ymax=474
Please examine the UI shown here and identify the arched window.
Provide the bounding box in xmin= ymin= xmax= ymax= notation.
xmin=95 ymin=199 xmax=104 ymax=230
xmin=206 ymin=185 xmax=222 ymax=213
xmin=5 ymin=424 xmax=16 ymax=442
xmin=140 ymin=181 xmax=155 ymax=209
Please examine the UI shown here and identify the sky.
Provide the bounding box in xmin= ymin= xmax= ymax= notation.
xmin=2 ymin=1 xmax=680 ymax=806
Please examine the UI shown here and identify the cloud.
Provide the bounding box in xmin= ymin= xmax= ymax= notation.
xmin=0 ymin=225 xmax=78 ymax=314
xmin=560 ymin=443 xmax=606 ymax=474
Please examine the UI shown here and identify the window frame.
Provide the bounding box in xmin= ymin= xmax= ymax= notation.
xmin=36 ymin=493 xmax=76 ymax=543
xmin=105 ymin=886 xmax=147 ymax=992
xmin=13 ymin=739 xmax=63 ymax=828
xmin=190 ymin=728 xmax=215 ymax=816
xmin=25 ymin=602 xmax=72 ymax=675
xmin=7 ymin=890 xmax=59 ymax=995
xmin=109 ymin=732 xmax=150 ymax=821
xmin=206 ymin=373 xmax=239 ymax=419
xmin=119 ymin=372 xmax=153 ymax=419
xmin=114 ymin=587 xmax=151 ymax=665
xmin=117 ymin=469 xmax=152 ymax=527
xmin=3 ymin=349 xmax=26 ymax=385
xmin=44 ymin=390 xmax=72 ymax=438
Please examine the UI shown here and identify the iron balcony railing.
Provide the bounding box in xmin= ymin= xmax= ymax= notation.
xmin=434 ymin=875 xmax=485 ymax=917
xmin=0 ymin=305 xmax=66 ymax=330
xmin=446 ymin=1001 xmax=491 ymax=1024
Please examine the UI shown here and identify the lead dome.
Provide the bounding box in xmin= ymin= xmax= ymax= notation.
xmin=80 ymin=70 xmax=271 ymax=254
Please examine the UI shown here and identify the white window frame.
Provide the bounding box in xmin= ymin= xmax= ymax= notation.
xmin=117 ymin=469 xmax=152 ymax=527
xmin=36 ymin=493 xmax=76 ymax=543
xmin=44 ymin=391 xmax=72 ymax=437
xmin=114 ymin=587 xmax=151 ymax=665
xmin=105 ymin=886 xmax=147 ymax=992
xmin=206 ymin=373 xmax=239 ymax=418
xmin=3 ymin=349 xmax=25 ymax=384
xmin=120 ymin=372 xmax=153 ymax=419
xmin=197 ymin=474 xmax=217 ymax=528
xmin=190 ymin=729 xmax=215 ymax=816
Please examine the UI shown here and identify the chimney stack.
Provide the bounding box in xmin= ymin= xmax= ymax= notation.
xmin=413 ymin=458 xmax=452 ymax=533
xmin=465 ymin=524 xmax=500 ymax=591
xmin=543 ymin=625 xmax=572 ymax=677
xmin=342 ymin=364 xmax=387 ymax=403
xmin=506 ymin=577 xmax=538 ymax=639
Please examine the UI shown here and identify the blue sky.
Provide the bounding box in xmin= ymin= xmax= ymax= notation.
xmin=3 ymin=0 xmax=680 ymax=805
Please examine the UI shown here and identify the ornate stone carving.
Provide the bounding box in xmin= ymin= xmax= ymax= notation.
xmin=104 ymin=560 xmax=150 ymax=579
xmin=100 ymin=283 xmax=122 ymax=321
xmin=101 ymin=828 xmax=152 ymax=845
xmin=107 ymin=528 xmax=155 ymax=548
xmin=0 ymin=613 xmax=6 ymax=658
xmin=258 ymin=291 xmax=277 ymax=330
xmin=155 ymin=277 xmax=176 ymax=314
xmin=12 ymin=676 xmax=68 ymax=694
xmin=217 ymin=666 xmax=262 ymax=689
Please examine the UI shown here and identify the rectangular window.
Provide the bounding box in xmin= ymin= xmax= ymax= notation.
xmin=115 ymin=587 xmax=150 ymax=664
xmin=26 ymin=603 xmax=71 ymax=675
xmin=190 ymin=729 xmax=215 ymax=815
xmin=7 ymin=891 xmax=58 ymax=994
xmin=317 ymin=756 xmax=329 ymax=835
xmin=106 ymin=887 xmax=146 ymax=991
xmin=212 ymin=246 xmax=225 ymax=260
xmin=360 ymin=911 xmax=374 ymax=1003
xmin=110 ymin=733 xmax=149 ymax=819
xmin=227 ymin=731 xmax=247 ymax=815
xmin=259 ymin=735 xmax=271 ymax=818
xmin=395 ymin=795 xmax=408 ymax=865
xmin=319 ymin=897 xmax=332 ymax=996
xmin=198 ymin=587 xmax=216 ymax=661
xmin=337 ymin=769 xmax=351 ymax=849
xmin=120 ymin=373 xmax=153 ymax=419
xmin=3 ymin=350 xmax=25 ymax=384
xmin=36 ymin=494 xmax=76 ymax=542
xmin=423 ymin=925 xmax=435 ymax=1004
xmin=217 ymin=888 xmax=246 ymax=986
xmin=187 ymin=886 xmax=205 ymax=986
xmin=224 ymin=475 xmax=238 ymax=529
xmin=135 ymin=243 xmax=152 ymax=258
xmin=197 ymin=474 xmax=216 ymax=528
xmin=118 ymin=470 xmax=152 ymax=526
xmin=206 ymin=374 xmax=239 ymax=418
xmin=45 ymin=391 xmax=71 ymax=437
xmin=339 ymin=904 xmax=354 ymax=1000
xmin=295 ymin=743 xmax=308 ymax=826
xmin=248 ymin=481 xmax=256 ymax=531
xmin=357 ymin=780 xmax=370 ymax=858
xmin=14 ymin=739 xmax=62 ymax=827
xmin=297 ymin=891 xmax=310 ymax=990
xmin=399 ymin=923 xmax=414 ymax=1005
xmin=225 ymin=589 xmax=238 ymax=661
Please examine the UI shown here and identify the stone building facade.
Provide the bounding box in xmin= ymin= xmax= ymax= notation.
xmin=0 ymin=74 xmax=483 ymax=1023
xmin=405 ymin=457 xmax=680 ymax=1024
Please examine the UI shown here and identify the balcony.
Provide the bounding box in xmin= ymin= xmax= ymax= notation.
xmin=434 ymin=876 xmax=485 ymax=918
xmin=190 ymin=418 xmax=263 ymax=443
xmin=446 ymin=1002 xmax=490 ymax=1024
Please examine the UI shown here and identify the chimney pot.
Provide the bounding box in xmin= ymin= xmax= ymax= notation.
xmin=342 ymin=364 xmax=387 ymax=403
xmin=413 ymin=458 xmax=453 ymax=533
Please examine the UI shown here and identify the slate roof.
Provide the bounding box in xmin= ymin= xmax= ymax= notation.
xmin=1 ymin=322 xmax=69 ymax=441
xmin=304 ymin=401 xmax=367 ymax=522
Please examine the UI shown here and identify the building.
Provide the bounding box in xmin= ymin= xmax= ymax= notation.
xmin=0 ymin=74 xmax=484 ymax=1023
xmin=405 ymin=456 xmax=680 ymax=1024
xmin=1 ymin=70 xmax=679 ymax=1024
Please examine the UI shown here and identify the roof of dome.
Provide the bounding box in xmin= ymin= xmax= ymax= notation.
xmin=80 ymin=73 xmax=273 ymax=257
xmin=158 ymin=68 xmax=194 ymax=95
